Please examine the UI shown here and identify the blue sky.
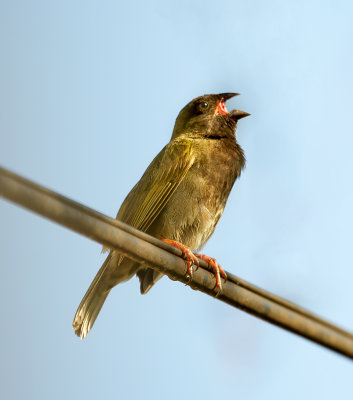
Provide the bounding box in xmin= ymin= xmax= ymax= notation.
xmin=1 ymin=1 xmax=353 ymax=399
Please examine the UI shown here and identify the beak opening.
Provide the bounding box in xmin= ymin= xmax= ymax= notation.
xmin=216 ymin=93 xmax=249 ymax=121
xmin=217 ymin=93 xmax=240 ymax=115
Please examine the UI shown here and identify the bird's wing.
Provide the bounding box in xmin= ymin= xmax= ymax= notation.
xmin=117 ymin=138 xmax=195 ymax=232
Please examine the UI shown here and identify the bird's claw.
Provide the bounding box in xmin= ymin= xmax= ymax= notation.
xmin=195 ymin=254 xmax=227 ymax=296
xmin=160 ymin=240 xmax=226 ymax=293
xmin=161 ymin=239 xmax=199 ymax=282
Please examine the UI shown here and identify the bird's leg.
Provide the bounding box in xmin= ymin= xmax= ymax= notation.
xmin=194 ymin=254 xmax=227 ymax=296
xmin=161 ymin=239 xmax=199 ymax=281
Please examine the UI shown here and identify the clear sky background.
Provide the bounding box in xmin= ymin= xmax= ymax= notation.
xmin=1 ymin=1 xmax=353 ymax=399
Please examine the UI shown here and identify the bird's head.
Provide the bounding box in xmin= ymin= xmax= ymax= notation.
xmin=172 ymin=93 xmax=249 ymax=140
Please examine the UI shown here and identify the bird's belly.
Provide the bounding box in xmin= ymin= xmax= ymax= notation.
xmin=148 ymin=174 xmax=228 ymax=251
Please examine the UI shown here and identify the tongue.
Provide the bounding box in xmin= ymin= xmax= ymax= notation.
xmin=217 ymin=100 xmax=228 ymax=115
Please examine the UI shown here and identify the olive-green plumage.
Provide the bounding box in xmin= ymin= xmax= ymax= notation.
xmin=73 ymin=93 xmax=249 ymax=338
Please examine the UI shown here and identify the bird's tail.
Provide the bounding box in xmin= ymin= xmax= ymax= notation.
xmin=72 ymin=254 xmax=113 ymax=339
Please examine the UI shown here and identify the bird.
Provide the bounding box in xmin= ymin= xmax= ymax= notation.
xmin=73 ymin=93 xmax=249 ymax=338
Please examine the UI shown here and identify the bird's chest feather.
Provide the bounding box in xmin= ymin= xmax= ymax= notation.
xmin=152 ymin=139 xmax=244 ymax=249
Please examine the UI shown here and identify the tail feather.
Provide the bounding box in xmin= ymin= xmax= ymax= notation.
xmin=73 ymin=253 xmax=139 ymax=338
xmin=137 ymin=268 xmax=163 ymax=294
xmin=72 ymin=254 xmax=112 ymax=339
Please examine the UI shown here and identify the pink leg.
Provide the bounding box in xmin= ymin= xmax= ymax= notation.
xmin=161 ymin=239 xmax=199 ymax=280
xmin=194 ymin=254 xmax=227 ymax=295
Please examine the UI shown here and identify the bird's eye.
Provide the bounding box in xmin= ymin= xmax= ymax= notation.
xmin=200 ymin=101 xmax=208 ymax=109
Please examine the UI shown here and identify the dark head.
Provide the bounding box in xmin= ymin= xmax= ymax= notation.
xmin=172 ymin=93 xmax=249 ymax=140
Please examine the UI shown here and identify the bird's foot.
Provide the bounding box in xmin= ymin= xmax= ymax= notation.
xmin=194 ymin=254 xmax=227 ymax=296
xmin=161 ymin=239 xmax=199 ymax=281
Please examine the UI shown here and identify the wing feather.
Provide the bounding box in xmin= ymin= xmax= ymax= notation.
xmin=117 ymin=138 xmax=194 ymax=233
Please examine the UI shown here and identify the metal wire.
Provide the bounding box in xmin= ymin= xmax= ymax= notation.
xmin=1 ymin=165 xmax=353 ymax=359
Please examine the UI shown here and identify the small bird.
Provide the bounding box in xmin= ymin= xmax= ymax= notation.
xmin=73 ymin=93 xmax=249 ymax=338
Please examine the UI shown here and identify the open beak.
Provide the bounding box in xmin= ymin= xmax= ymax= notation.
xmin=217 ymin=93 xmax=250 ymax=120
xmin=218 ymin=93 xmax=239 ymax=115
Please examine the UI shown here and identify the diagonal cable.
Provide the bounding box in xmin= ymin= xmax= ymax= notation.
xmin=1 ymin=166 xmax=353 ymax=359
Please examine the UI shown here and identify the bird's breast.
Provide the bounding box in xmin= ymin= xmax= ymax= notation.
xmin=149 ymin=139 xmax=244 ymax=250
